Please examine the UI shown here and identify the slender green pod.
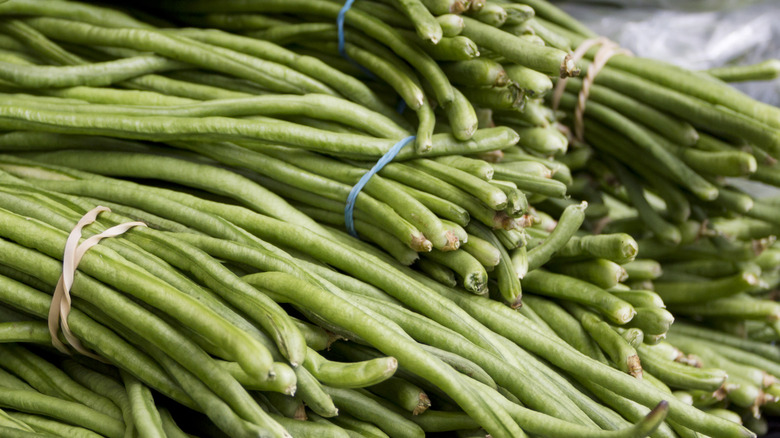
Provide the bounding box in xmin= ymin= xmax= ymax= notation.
xmin=523 ymin=270 xmax=636 ymax=325
xmin=0 ymin=321 xmax=50 ymax=344
xmin=0 ymin=344 xmax=122 ymax=420
xmin=512 ymin=126 xmax=568 ymax=156
xmin=438 ymin=14 xmax=465 ymax=36
xmin=411 ymin=34 xmax=479 ymax=61
xmin=564 ymin=303 xmax=642 ymax=378
xmin=410 ymin=159 xmax=507 ymax=209
xmin=523 ymin=295 xmax=606 ymax=362
xmin=121 ymin=371 xmax=165 ymax=438
xmin=442 ymin=87 xmax=480 ymax=141
xmin=416 ymin=259 xmax=458 ymax=287
xmin=669 ymin=296 xmax=780 ymax=322
xmin=653 ymin=271 xmax=760 ymax=305
xmin=668 ymin=322 xmax=780 ymax=363
xmin=393 ymin=0 xmax=443 ymax=43
xmin=5 ymin=413 xmax=103 ymax=438
xmin=369 ymin=377 xmax=431 ymax=415
xmin=548 ymin=259 xmax=628 ymax=289
xmin=442 ymin=59 xmax=509 ymax=87
xmin=624 ymin=307 xmax=675 ymax=337
xmin=492 ymin=165 xmax=568 ymax=198
xmin=460 ymin=16 xmax=575 ymax=77
xmin=422 ymin=248 xmax=489 ymax=294
xmin=61 ymin=361 xmax=135 ymax=438
xmin=0 ymin=55 xmax=187 ymax=88
xmin=623 ymin=260 xmax=663 ymax=281
xmin=609 ymin=290 xmax=665 ymax=309
xmin=462 ymin=234 xmax=501 ymax=268
xmin=467 ymin=222 xmax=522 ymax=307
xmin=0 ymin=389 xmax=124 ymax=438
xmin=526 ymin=201 xmax=588 ymax=271
xmin=557 ymin=233 xmax=639 ymax=265
xmin=304 ymin=349 xmax=397 ymax=389
xmin=421 ymin=0 xmax=469 ymax=14
xmin=637 ymin=344 xmax=727 ymax=392
xmin=470 ymin=3 xmax=507 ymax=27
xmin=434 ymin=156 xmax=494 ymax=181
xmin=504 ymin=64 xmax=553 ymax=97
xmin=706 ymin=60 xmax=780 ymax=82
xmin=324 ymin=386 xmax=426 ymax=438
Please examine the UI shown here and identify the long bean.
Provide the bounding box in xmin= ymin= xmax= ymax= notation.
xmin=0 ymin=205 xmax=274 ymax=378
xmin=0 ymin=274 xmax=192 ymax=407
xmin=244 ymin=272 xmax=523 ymax=438
xmin=0 ymin=388 xmax=124 ymax=438
xmin=121 ymin=371 xmax=165 ymax=438
xmin=0 ymin=344 xmax=123 ymax=420
xmin=6 ymin=412 xmax=104 ymax=438
xmin=0 ymin=239 xmax=276 ymax=427
xmin=460 ymin=16 xmax=575 ymax=77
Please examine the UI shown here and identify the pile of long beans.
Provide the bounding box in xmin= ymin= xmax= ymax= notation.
xmin=0 ymin=0 xmax=778 ymax=436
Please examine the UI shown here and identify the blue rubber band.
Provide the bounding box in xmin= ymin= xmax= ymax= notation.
xmin=337 ymin=0 xmax=355 ymax=60
xmin=345 ymin=135 xmax=416 ymax=238
xmin=338 ymin=0 xmax=377 ymax=79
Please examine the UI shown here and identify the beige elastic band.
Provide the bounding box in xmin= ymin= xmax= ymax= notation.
xmin=552 ymin=37 xmax=632 ymax=142
xmin=49 ymin=206 xmax=146 ymax=360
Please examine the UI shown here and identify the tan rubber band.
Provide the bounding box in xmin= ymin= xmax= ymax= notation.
xmin=49 ymin=206 xmax=146 ymax=360
xmin=552 ymin=37 xmax=632 ymax=142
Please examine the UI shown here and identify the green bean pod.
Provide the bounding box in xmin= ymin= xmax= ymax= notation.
xmin=121 ymin=371 xmax=165 ymax=438
xmin=706 ymin=59 xmax=780 ymax=82
xmin=6 ymin=412 xmax=103 ymax=438
xmin=502 ymin=4 xmax=535 ymax=26
xmin=669 ymin=296 xmax=780 ymax=322
xmin=442 ymin=59 xmax=509 ymax=87
xmin=548 ymin=259 xmax=628 ymax=289
xmin=434 ymin=156 xmax=494 ymax=181
xmin=421 ymin=0 xmax=469 ymax=14
xmin=422 ymin=248 xmax=488 ymax=294
xmin=416 ymin=259 xmax=458 ymax=287
xmin=410 ymin=159 xmax=507 ymax=209
xmin=504 ymin=64 xmax=553 ymax=97
xmin=412 ymin=34 xmax=479 ymax=61
xmin=462 ymin=234 xmax=501 ymax=268
xmin=304 ymin=349 xmax=397 ymax=389
xmin=469 ymin=3 xmax=507 ymax=27
xmin=524 ymin=270 xmax=636 ymax=325
xmin=637 ymin=344 xmax=727 ymax=392
xmin=437 ymin=14 xmax=465 ymax=36
xmin=526 ymin=201 xmax=587 ymax=271
xmin=324 ymin=386 xmax=426 ymax=438
xmin=564 ymin=303 xmax=642 ymax=378
xmin=460 ymin=17 xmax=575 ymax=77
xmin=624 ymin=307 xmax=674 ymax=337
xmin=369 ymin=377 xmax=431 ymax=415
xmin=654 ymin=271 xmax=760 ymax=305
xmin=0 ymin=388 xmax=124 ymax=438
xmin=395 ymin=0 xmax=443 ymax=43
xmin=468 ymin=222 xmax=522 ymax=306
xmin=524 ymin=295 xmax=606 ymax=362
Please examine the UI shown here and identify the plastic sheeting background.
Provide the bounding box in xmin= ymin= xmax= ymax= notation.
xmin=553 ymin=0 xmax=780 ymax=106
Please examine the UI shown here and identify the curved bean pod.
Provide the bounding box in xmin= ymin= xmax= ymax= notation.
xmin=121 ymin=371 xmax=165 ymax=438
xmin=0 ymin=55 xmax=186 ymax=88
xmin=304 ymin=349 xmax=397 ymax=389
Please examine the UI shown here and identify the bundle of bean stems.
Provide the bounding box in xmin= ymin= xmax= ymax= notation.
xmin=0 ymin=0 xmax=777 ymax=436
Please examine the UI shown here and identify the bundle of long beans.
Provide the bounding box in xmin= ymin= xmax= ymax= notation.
xmin=0 ymin=0 xmax=777 ymax=436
